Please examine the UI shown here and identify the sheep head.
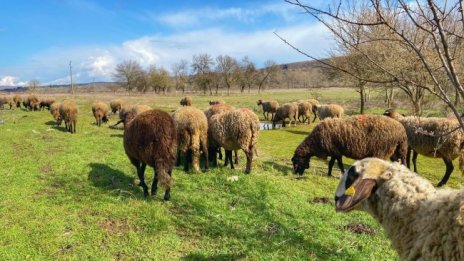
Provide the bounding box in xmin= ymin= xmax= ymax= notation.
xmin=335 ymin=158 xmax=393 ymax=212
xmin=291 ymin=154 xmax=310 ymax=175
xmin=256 ymin=100 xmax=262 ymax=105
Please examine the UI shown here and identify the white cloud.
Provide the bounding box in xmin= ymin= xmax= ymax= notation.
xmin=0 ymin=76 xmax=18 ymax=86
xmin=1 ymin=22 xmax=332 ymax=84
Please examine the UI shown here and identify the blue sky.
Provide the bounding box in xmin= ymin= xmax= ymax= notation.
xmin=0 ymin=0 xmax=332 ymax=86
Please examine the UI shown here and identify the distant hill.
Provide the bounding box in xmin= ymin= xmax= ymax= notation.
xmin=279 ymin=59 xmax=331 ymax=71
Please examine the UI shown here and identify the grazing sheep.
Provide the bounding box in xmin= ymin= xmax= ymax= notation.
xmin=257 ymin=99 xmax=279 ymax=121
xmin=315 ymin=104 xmax=344 ymax=120
xmin=50 ymin=102 xmax=62 ymax=126
xmin=335 ymin=158 xmax=464 ymax=260
xmin=115 ymin=105 xmax=152 ymax=127
xmin=40 ymin=97 xmax=56 ymax=110
xmin=384 ymin=108 xmax=464 ymax=186
xmin=173 ymin=107 xmax=209 ymax=172
xmin=110 ymin=99 xmax=124 ymax=114
xmin=92 ymin=101 xmax=110 ymax=126
xmin=13 ymin=94 xmax=22 ymax=108
xmin=297 ymin=101 xmax=314 ymax=124
xmin=0 ymin=96 xmax=13 ymax=110
xmin=209 ymin=100 xmax=225 ymax=106
xmin=272 ymin=102 xmax=299 ymax=128
xmin=123 ymin=109 xmax=177 ymax=200
xmin=180 ymin=96 xmax=192 ymax=106
xmin=59 ymin=100 xmax=78 ymax=134
xmin=204 ymin=104 xmax=236 ymax=166
xmin=209 ymin=108 xmax=260 ymax=174
xmin=292 ymin=115 xmax=408 ymax=176
xmin=25 ymin=95 xmax=40 ymax=111
xmin=305 ymin=99 xmax=320 ymax=122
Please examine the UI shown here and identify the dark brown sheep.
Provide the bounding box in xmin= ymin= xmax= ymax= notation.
xmin=209 ymin=100 xmax=225 ymax=106
xmin=292 ymin=115 xmax=408 ymax=176
xmin=40 ymin=97 xmax=56 ymax=110
xmin=180 ymin=96 xmax=192 ymax=106
xmin=92 ymin=101 xmax=110 ymax=126
xmin=59 ymin=100 xmax=78 ymax=133
xmin=123 ymin=109 xmax=177 ymax=200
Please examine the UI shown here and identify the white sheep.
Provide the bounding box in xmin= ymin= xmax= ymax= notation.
xmin=335 ymin=157 xmax=464 ymax=260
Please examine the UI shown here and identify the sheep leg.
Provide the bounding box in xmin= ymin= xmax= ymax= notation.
xmin=208 ymin=146 xmax=217 ymax=167
xmin=176 ymin=150 xmax=182 ymax=166
xmin=245 ymin=150 xmax=253 ymax=174
xmin=163 ymin=168 xmax=173 ymax=201
xmin=406 ymin=148 xmax=411 ymax=169
xmin=312 ymin=113 xmax=317 ymax=123
xmin=184 ymin=149 xmax=192 ymax=172
xmin=201 ymin=141 xmax=209 ymax=171
xmin=437 ymin=158 xmax=454 ymax=187
xmin=234 ymin=150 xmax=239 ymax=164
xmin=263 ymin=112 xmax=267 ymax=121
xmin=218 ymin=146 xmax=223 ymax=160
xmin=327 ymin=157 xmax=336 ymax=177
xmin=130 ymin=159 xmax=149 ymax=197
xmin=336 ymin=156 xmax=345 ymax=175
xmin=412 ymin=150 xmax=418 ymax=173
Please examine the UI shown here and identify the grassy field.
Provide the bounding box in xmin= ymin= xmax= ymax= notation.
xmin=0 ymin=88 xmax=462 ymax=260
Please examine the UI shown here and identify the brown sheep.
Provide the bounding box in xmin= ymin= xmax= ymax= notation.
xmin=25 ymin=95 xmax=40 ymax=111
xmin=315 ymin=104 xmax=344 ymax=120
xmin=209 ymin=100 xmax=225 ymax=106
xmin=180 ymin=96 xmax=192 ymax=106
xmin=50 ymin=102 xmax=62 ymax=126
xmin=0 ymin=96 xmax=13 ymax=110
xmin=110 ymin=99 xmax=124 ymax=114
xmin=13 ymin=94 xmax=22 ymax=108
xmin=292 ymin=115 xmax=408 ymax=176
xmin=40 ymin=97 xmax=56 ymax=110
xmin=204 ymin=104 xmax=235 ymax=166
xmin=173 ymin=107 xmax=209 ymax=172
xmin=209 ymin=108 xmax=260 ymax=174
xmin=123 ymin=109 xmax=177 ymax=200
xmin=272 ymin=102 xmax=299 ymax=128
xmin=297 ymin=101 xmax=314 ymax=124
xmin=92 ymin=101 xmax=110 ymax=126
xmin=384 ymin=108 xmax=464 ymax=186
xmin=306 ymin=99 xmax=320 ymax=122
xmin=257 ymin=99 xmax=279 ymax=121
xmin=59 ymin=100 xmax=78 ymax=133
xmin=115 ymin=105 xmax=152 ymax=127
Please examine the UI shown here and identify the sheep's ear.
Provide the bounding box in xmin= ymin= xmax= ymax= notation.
xmin=335 ymin=166 xmax=376 ymax=212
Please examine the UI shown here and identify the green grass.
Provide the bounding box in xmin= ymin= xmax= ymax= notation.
xmin=0 ymin=88 xmax=462 ymax=260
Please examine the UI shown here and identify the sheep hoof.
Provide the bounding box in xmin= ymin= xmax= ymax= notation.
xmin=437 ymin=182 xmax=445 ymax=187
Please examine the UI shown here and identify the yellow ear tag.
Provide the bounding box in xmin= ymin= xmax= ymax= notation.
xmin=344 ymin=186 xmax=356 ymax=196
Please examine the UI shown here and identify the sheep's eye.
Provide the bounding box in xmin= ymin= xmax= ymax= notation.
xmin=345 ymin=166 xmax=359 ymax=189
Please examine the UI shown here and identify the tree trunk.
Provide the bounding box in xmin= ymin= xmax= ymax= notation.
xmin=359 ymin=83 xmax=366 ymax=114
xmin=455 ymin=88 xmax=461 ymax=106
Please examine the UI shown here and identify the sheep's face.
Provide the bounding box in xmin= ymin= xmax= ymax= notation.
xmin=291 ymin=155 xmax=309 ymax=175
xmin=335 ymin=158 xmax=391 ymax=212
xmin=256 ymin=100 xmax=262 ymax=105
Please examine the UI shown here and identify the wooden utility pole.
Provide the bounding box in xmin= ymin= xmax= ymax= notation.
xmin=69 ymin=61 xmax=74 ymax=95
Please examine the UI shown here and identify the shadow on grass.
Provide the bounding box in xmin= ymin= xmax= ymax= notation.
xmin=88 ymin=163 xmax=144 ymax=199
xmin=262 ymin=160 xmax=293 ymax=175
xmin=44 ymin=120 xmax=58 ymax=126
xmin=182 ymin=253 xmax=246 ymax=261
xmin=174 ymin=179 xmax=357 ymax=260
xmin=110 ymin=134 xmax=124 ymax=138
xmin=285 ymin=129 xmax=311 ymax=136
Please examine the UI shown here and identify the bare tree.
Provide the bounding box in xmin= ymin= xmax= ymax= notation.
xmin=283 ymin=0 xmax=464 ymax=128
xmin=256 ymin=60 xmax=279 ymax=94
xmin=27 ymin=79 xmax=40 ymax=93
xmin=191 ymin=54 xmax=214 ymax=94
xmin=172 ymin=59 xmax=190 ymax=94
xmin=113 ymin=60 xmax=145 ymax=93
xmin=216 ymin=55 xmax=238 ymax=96
xmin=236 ymin=56 xmax=258 ymax=93
xmin=148 ymin=65 xmax=171 ymax=94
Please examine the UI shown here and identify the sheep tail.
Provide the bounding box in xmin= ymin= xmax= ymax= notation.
xmin=156 ymin=161 xmax=173 ymax=189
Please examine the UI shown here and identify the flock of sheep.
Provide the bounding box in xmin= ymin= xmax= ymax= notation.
xmin=2 ymin=93 xmax=464 ymax=259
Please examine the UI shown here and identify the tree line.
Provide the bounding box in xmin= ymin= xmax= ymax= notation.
xmin=113 ymin=54 xmax=286 ymax=95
